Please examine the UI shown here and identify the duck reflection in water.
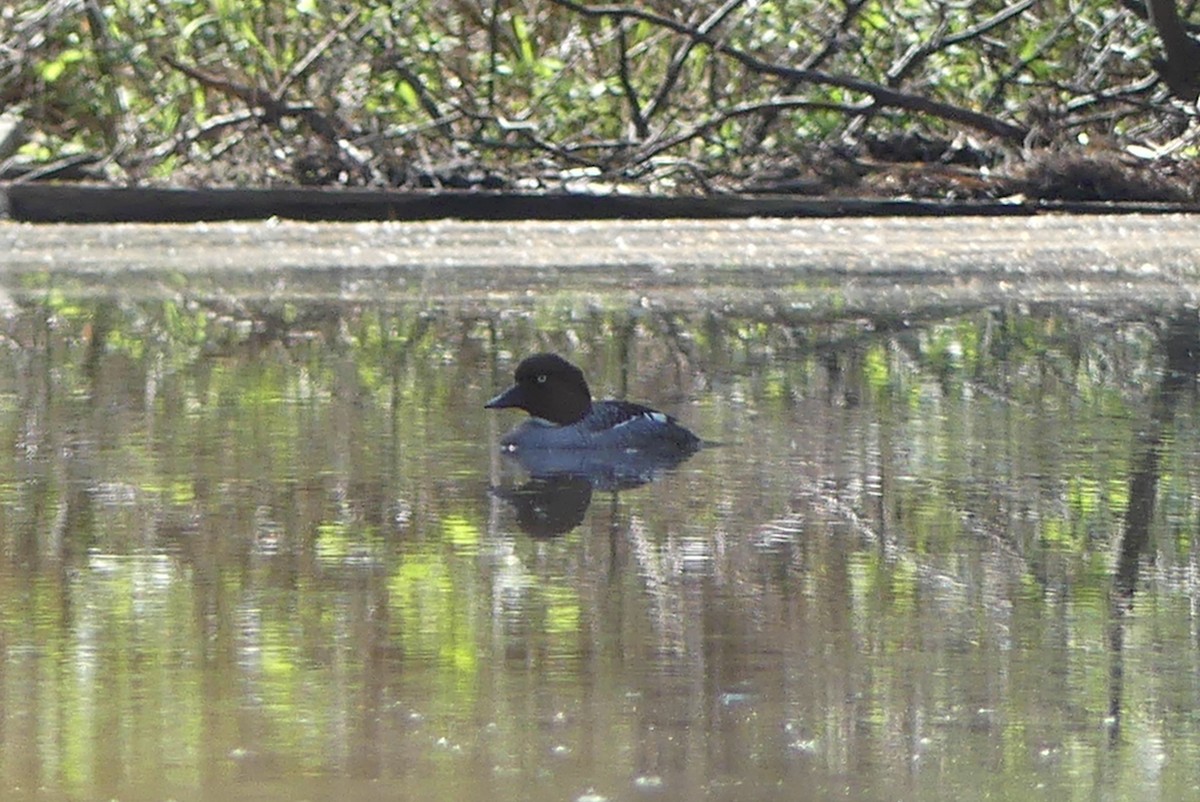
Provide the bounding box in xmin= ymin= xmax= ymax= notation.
xmin=486 ymin=353 xmax=704 ymax=537
xmin=490 ymin=447 xmax=699 ymax=538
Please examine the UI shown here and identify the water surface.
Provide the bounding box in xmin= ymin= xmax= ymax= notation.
xmin=1 ymin=221 xmax=1199 ymax=801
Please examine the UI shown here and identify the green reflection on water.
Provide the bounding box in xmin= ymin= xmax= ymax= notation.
xmin=0 ymin=296 xmax=1196 ymax=801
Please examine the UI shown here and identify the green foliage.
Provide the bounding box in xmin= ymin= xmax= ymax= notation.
xmin=36 ymin=46 xmax=86 ymax=82
xmin=0 ymin=0 xmax=1177 ymax=187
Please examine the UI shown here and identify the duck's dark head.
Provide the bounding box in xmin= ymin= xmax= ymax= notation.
xmin=485 ymin=353 xmax=594 ymax=425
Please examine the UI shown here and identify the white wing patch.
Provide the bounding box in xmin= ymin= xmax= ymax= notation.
xmin=614 ymin=410 xmax=668 ymax=429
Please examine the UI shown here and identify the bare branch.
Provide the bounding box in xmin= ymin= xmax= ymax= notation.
xmin=642 ymin=0 xmax=748 ymax=123
xmin=983 ymin=15 xmax=1075 ymax=113
xmin=943 ymin=0 xmax=1040 ymax=49
xmin=616 ymin=21 xmax=649 ymax=139
xmin=162 ymin=55 xmax=356 ymax=147
xmin=887 ymin=0 xmax=1037 ymax=87
xmin=635 ymin=96 xmax=874 ymax=163
xmin=143 ymin=109 xmax=259 ymax=163
xmin=547 ymin=0 xmax=1029 ymax=142
xmin=275 ymin=8 xmax=362 ymax=98
xmin=163 ymin=55 xmax=274 ymax=108
xmin=748 ymin=0 xmax=872 ymax=148
xmin=1064 ymin=75 xmax=1161 ymax=113
xmin=1145 ymin=0 xmax=1200 ymax=100
xmin=487 ymin=0 xmax=502 ymax=113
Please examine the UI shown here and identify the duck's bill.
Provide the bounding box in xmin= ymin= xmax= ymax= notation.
xmin=484 ymin=384 xmax=524 ymax=409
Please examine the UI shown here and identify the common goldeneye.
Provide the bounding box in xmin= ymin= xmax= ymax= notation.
xmin=485 ymin=353 xmax=701 ymax=453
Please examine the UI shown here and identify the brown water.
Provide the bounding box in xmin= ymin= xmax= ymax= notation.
xmin=2 ymin=220 xmax=1200 ymax=801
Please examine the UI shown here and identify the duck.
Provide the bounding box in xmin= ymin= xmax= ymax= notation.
xmin=485 ymin=353 xmax=701 ymax=453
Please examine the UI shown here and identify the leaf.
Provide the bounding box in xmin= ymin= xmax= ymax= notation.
xmin=511 ymin=14 xmax=534 ymax=65
xmin=180 ymin=14 xmax=219 ymax=41
xmin=397 ymin=80 xmax=420 ymax=110
xmin=37 ymin=49 xmax=86 ymax=83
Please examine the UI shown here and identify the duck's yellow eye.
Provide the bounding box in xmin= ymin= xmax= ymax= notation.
xmin=536 ymin=374 xmax=547 ymax=383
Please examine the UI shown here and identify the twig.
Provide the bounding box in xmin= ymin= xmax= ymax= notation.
xmin=163 ymin=54 xmax=275 ymax=108
xmin=512 ymin=129 xmax=613 ymax=167
xmin=635 ymin=96 xmax=873 ymax=163
xmin=162 ymin=55 xmax=367 ymax=174
xmin=941 ymin=0 xmax=1039 ymax=49
xmin=548 ymin=0 xmax=1029 ymax=142
xmin=855 ymin=0 xmax=1038 ymax=144
xmin=142 ymin=108 xmax=259 ymax=162
xmin=616 ymin=20 xmax=649 ymax=139
xmin=276 ymin=7 xmax=362 ymax=97
xmin=749 ymin=0 xmax=871 ymax=147
xmin=885 ymin=18 xmax=951 ymax=86
xmin=386 ymin=59 xmax=456 ymax=138
xmin=463 ymin=111 xmax=616 ymax=167
xmin=10 ymin=152 xmax=99 ymax=183
xmin=487 ymin=0 xmax=502 ymax=113
xmin=366 ymin=29 xmax=458 ymax=140
xmin=355 ymin=112 xmax=466 ymax=147
xmin=803 ymin=0 xmax=870 ymax=72
xmin=82 ymin=0 xmax=126 ymax=149
xmin=984 ymin=14 xmax=1075 ymax=113
xmin=642 ymin=0 xmax=747 ymax=123
xmin=1064 ymin=74 xmax=1161 ymax=112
